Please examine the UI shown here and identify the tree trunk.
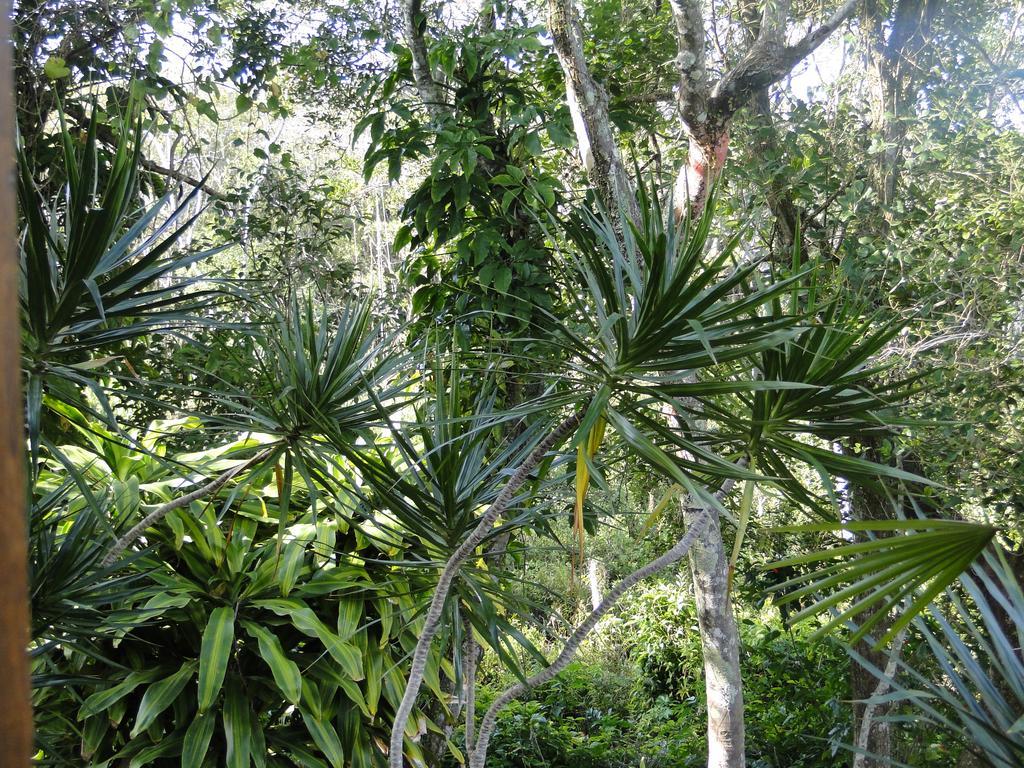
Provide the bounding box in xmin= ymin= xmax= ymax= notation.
xmin=847 ymin=438 xmax=896 ymax=768
xmin=683 ymin=501 xmax=745 ymax=768
xmin=861 ymin=0 xmax=938 ymax=216
xmin=541 ymin=3 xmax=863 ymax=764
xmin=0 ymin=0 xmax=34 ymax=758
xmin=587 ymin=558 xmax=605 ymax=610
xmin=751 ymin=89 xmax=800 ymax=256
xmin=547 ymin=0 xmax=639 ymax=224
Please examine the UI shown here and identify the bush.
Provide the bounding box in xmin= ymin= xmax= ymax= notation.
xmin=444 ymin=664 xmax=637 ymax=768
xmin=620 ymin=581 xmax=851 ymax=767
xmin=454 ymin=581 xmax=852 ymax=768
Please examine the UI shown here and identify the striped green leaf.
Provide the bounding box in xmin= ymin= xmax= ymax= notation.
xmin=128 ymin=735 xmax=183 ymax=767
xmin=364 ymin=646 xmax=383 ymax=716
xmin=242 ymin=620 xmax=301 ymax=705
xmin=182 ymin=710 xmax=216 ymax=768
xmin=79 ymin=669 xmax=162 ymax=720
xmin=130 ymin=661 xmax=196 ymax=737
xmin=277 ymin=540 xmax=307 ymax=596
xmin=223 ymin=680 xmax=252 ymax=768
xmin=319 ymin=632 xmax=364 ymax=681
xmin=336 ymin=597 xmax=362 ymax=642
xmin=285 ymin=742 xmax=331 ymax=768
xmin=254 ymin=598 xmax=363 ymax=680
xmin=198 ymin=606 xmax=235 ymax=712
xmin=300 ymin=708 xmax=345 ymax=768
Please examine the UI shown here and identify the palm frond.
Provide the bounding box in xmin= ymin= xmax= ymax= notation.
xmin=768 ymin=518 xmax=996 ymax=645
xmin=853 ymin=548 xmax=1024 ymax=767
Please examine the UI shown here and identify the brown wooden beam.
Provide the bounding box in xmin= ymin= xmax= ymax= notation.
xmin=0 ymin=0 xmax=33 ymax=762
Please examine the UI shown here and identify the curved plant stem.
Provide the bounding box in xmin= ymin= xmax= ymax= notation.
xmin=388 ymin=412 xmax=583 ymax=768
xmin=102 ymin=449 xmax=273 ymax=567
xmin=469 ymin=474 xmax=740 ymax=768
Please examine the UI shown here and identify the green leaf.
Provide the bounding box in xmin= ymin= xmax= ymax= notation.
xmin=243 ymin=621 xmax=302 ymax=705
xmin=182 ymin=711 xmax=216 ymax=768
xmin=255 ymin=598 xmax=363 ymax=679
xmin=129 ymin=736 xmax=183 ymax=767
xmin=79 ymin=669 xmax=162 ymax=720
xmin=223 ymin=680 xmax=252 ymax=768
xmin=130 ymin=661 xmax=196 ymax=737
xmin=198 ymin=606 xmax=235 ymax=712
xmin=546 ymin=122 xmax=574 ymax=147
xmin=336 ymin=597 xmax=363 ymax=642
xmin=494 ymin=266 xmax=513 ymax=293
xmin=81 ymin=716 xmax=106 ymax=760
xmin=319 ymin=633 xmax=365 ymax=681
xmin=43 ymin=55 xmax=71 ymax=80
xmin=768 ymin=519 xmax=997 ymax=645
xmin=277 ymin=540 xmax=307 ymax=596
xmin=300 ymin=709 xmax=346 ymax=768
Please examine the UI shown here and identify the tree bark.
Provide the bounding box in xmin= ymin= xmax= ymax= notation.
xmin=683 ymin=500 xmax=745 ymax=768
xmin=470 ymin=473 xmax=743 ymax=768
xmin=0 ymin=0 xmax=34 ymax=758
xmin=587 ymin=558 xmax=605 ymax=610
xmin=388 ymin=412 xmax=582 ymax=768
xmin=547 ymin=0 xmax=639 ymax=224
xmin=751 ymin=90 xmax=801 ymax=256
xmin=402 ymin=0 xmax=448 ymax=120
xmin=847 ymin=438 xmax=897 ymax=768
xmin=861 ymin=0 xmax=938 ymax=214
xmin=852 ymin=628 xmax=907 ymax=768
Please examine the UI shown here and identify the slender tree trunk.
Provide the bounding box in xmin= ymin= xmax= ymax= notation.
xmin=682 ymin=501 xmax=745 ymax=768
xmin=0 ymin=0 xmax=34 ymax=757
xmin=547 ymin=0 xmax=639 ymax=223
xmin=847 ymin=438 xmax=896 ymax=768
xmin=847 ymin=4 xmax=938 ymax=761
xmin=402 ymin=0 xmax=447 ymax=119
xmin=470 ymin=477 xmax=742 ymax=768
xmin=587 ymin=558 xmax=605 ymax=610
xmin=853 ymin=628 xmax=907 ymax=768
xmin=751 ymin=89 xmax=800 ymax=256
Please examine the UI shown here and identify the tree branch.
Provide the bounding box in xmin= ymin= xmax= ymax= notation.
xmin=388 ymin=412 xmax=583 ymax=768
xmin=62 ymin=101 xmax=229 ymax=199
xmin=707 ymin=0 xmax=862 ymax=127
xmin=138 ymin=158 xmax=229 ymax=200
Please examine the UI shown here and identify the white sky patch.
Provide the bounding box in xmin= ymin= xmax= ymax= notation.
xmin=787 ymin=39 xmax=846 ymax=103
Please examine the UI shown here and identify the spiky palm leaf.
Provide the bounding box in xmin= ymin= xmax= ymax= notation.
xmin=853 ymin=548 xmax=1024 ymax=767
xmin=18 ymin=104 xmax=226 ymax=456
xmin=768 ymin=518 xmax=997 ymax=645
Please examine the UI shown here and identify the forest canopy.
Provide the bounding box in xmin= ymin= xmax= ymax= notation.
xmin=11 ymin=0 xmax=1024 ymax=766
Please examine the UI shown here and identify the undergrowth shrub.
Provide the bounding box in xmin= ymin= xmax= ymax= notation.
xmin=457 ymin=580 xmax=853 ymax=768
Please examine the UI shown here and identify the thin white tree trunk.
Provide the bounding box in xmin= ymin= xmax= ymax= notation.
xmin=852 ymin=627 xmax=907 ymax=768
xmin=539 ymin=3 xmax=863 ymax=764
xmin=683 ymin=502 xmax=745 ymax=768
xmin=469 ymin=473 xmax=744 ymax=768
xmin=587 ymin=558 xmax=605 ymax=610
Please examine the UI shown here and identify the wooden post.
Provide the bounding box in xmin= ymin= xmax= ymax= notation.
xmin=0 ymin=0 xmax=33 ymax=763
